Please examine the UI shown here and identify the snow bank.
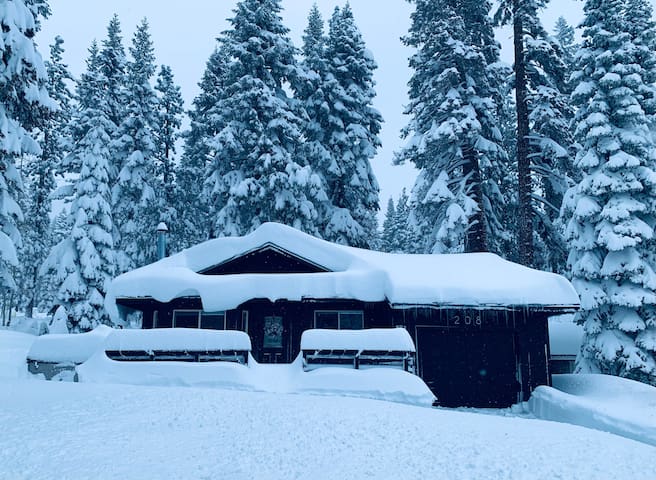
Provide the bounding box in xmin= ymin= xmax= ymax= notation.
xmin=529 ymin=373 xmax=656 ymax=446
xmin=0 ymin=330 xmax=35 ymax=379
xmin=1 ymin=380 xmax=654 ymax=480
xmin=548 ymin=314 xmax=583 ymax=356
xmin=26 ymin=325 xmax=113 ymax=363
xmin=106 ymin=222 xmax=579 ymax=320
xmin=77 ymin=349 xmax=257 ymax=390
xmin=103 ymin=327 xmax=252 ymax=352
xmin=77 ymin=348 xmax=433 ymax=407
xmin=301 ymin=327 xmax=415 ymax=352
xmin=296 ymin=367 xmax=434 ymax=406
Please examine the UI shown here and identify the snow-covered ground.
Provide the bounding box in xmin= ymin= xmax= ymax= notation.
xmin=529 ymin=374 xmax=656 ymax=446
xmin=2 ymin=330 xmax=655 ymax=479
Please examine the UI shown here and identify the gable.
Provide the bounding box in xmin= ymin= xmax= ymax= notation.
xmin=198 ymin=244 xmax=331 ymax=275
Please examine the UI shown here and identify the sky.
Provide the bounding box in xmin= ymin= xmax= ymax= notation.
xmin=35 ymin=0 xmax=589 ymax=219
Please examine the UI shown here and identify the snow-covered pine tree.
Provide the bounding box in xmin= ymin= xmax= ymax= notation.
xmin=43 ymin=42 xmax=116 ymax=332
xmin=320 ymin=5 xmax=382 ymax=248
xmin=176 ymin=46 xmax=228 ymax=250
xmin=553 ymin=16 xmax=577 ymax=86
xmin=565 ymin=0 xmax=656 ymax=383
xmin=381 ymin=189 xmax=415 ymax=253
xmin=494 ymin=0 xmax=575 ymax=271
xmin=99 ymin=14 xmax=127 ymax=133
xmin=154 ymin=65 xmax=183 ymax=245
xmin=113 ymin=18 xmax=160 ymax=270
xmin=397 ymin=0 xmax=508 ymax=254
xmin=19 ymin=35 xmax=73 ymax=317
xmin=296 ymin=5 xmax=334 ymax=241
xmin=380 ymin=197 xmax=397 ymax=253
xmin=0 ymin=0 xmax=54 ymax=302
xmin=205 ymin=0 xmax=324 ymax=237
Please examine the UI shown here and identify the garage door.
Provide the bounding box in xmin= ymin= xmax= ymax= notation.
xmin=416 ymin=327 xmax=520 ymax=408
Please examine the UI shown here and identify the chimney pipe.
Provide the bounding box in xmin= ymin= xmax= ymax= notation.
xmin=156 ymin=222 xmax=168 ymax=260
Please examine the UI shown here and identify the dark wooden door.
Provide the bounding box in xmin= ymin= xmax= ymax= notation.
xmin=416 ymin=327 xmax=519 ymax=408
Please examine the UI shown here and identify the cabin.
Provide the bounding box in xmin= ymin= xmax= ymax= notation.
xmin=105 ymin=222 xmax=579 ymax=408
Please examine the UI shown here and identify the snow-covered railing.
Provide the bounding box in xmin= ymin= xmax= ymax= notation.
xmin=103 ymin=328 xmax=252 ymax=365
xmin=300 ymin=328 xmax=416 ymax=373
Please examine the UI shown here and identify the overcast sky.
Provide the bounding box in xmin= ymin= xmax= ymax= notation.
xmin=36 ymin=0 xmax=591 ymax=217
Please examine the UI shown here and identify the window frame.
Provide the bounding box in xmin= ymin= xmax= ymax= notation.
xmin=313 ymin=310 xmax=364 ymax=330
xmin=171 ymin=309 xmax=226 ymax=329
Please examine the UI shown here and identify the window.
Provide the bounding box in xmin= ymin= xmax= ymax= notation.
xmin=314 ymin=310 xmax=363 ymax=330
xmin=172 ymin=310 xmax=225 ymax=329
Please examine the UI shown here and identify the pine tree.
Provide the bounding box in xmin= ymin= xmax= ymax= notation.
xmin=494 ymin=0 xmax=575 ymax=271
xmin=113 ymin=18 xmax=159 ymax=270
xmin=553 ymin=16 xmax=577 ymax=82
xmin=320 ymin=5 xmax=382 ymax=248
xmin=43 ymin=43 xmax=116 ymax=332
xmin=398 ymin=0 xmax=508 ymax=254
xmin=176 ymin=46 xmax=228 ymax=250
xmin=19 ymin=36 xmax=73 ymax=317
xmin=205 ymin=0 xmax=325 ymax=237
xmin=99 ymin=14 xmax=127 ymax=132
xmin=380 ymin=198 xmax=397 ymax=253
xmin=154 ymin=65 xmax=184 ymax=243
xmin=0 ymin=0 xmax=54 ymax=300
xmin=565 ymin=0 xmax=656 ymax=383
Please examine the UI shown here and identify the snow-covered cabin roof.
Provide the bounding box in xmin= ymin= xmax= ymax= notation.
xmin=106 ymin=222 xmax=579 ymax=320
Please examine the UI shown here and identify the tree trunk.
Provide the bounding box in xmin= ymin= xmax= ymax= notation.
xmin=513 ymin=3 xmax=533 ymax=266
xmin=463 ymin=144 xmax=488 ymax=252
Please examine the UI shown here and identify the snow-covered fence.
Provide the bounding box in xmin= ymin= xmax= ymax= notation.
xmin=103 ymin=328 xmax=252 ymax=365
xmin=301 ymin=328 xmax=416 ymax=373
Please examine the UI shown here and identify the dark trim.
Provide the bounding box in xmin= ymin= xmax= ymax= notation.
xmin=197 ymin=243 xmax=332 ymax=275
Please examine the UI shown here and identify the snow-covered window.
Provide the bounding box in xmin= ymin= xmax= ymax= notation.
xmin=314 ymin=311 xmax=364 ymax=330
xmin=171 ymin=310 xmax=226 ymax=329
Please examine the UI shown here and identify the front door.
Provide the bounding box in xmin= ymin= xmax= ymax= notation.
xmin=262 ymin=315 xmax=285 ymax=363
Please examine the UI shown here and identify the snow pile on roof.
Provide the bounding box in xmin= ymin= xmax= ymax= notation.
xmin=26 ymin=325 xmax=113 ymax=364
xmin=103 ymin=328 xmax=252 ymax=352
xmin=301 ymin=328 xmax=416 ymax=352
xmin=106 ymin=222 xmax=579 ymax=319
xmin=549 ymin=314 xmax=583 ymax=356
xmin=529 ymin=374 xmax=656 ymax=446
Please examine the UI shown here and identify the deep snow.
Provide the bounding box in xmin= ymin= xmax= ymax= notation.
xmin=2 ymin=329 xmax=656 ymax=479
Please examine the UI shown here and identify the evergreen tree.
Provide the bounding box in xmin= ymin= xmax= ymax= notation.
xmin=43 ymin=43 xmax=116 ymax=332
xmin=113 ymin=18 xmax=159 ymax=270
xmin=0 ymin=0 xmax=53 ymax=299
xmin=176 ymin=46 xmax=228 ymax=251
xmin=205 ymin=0 xmax=325 ymax=237
xmin=320 ymin=5 xmax=382 ymax=248
xmin=99 ymin=14 xmax=127 ymax=132
xmin=380 ymin=198 xmax=397 ymax=253
xmin=565 ymin=0 xmax=656 ymax=383
xmin=296 ymin=5 xmax=334 ymax=241
xmin=19 ymin=36 xmax=73 ymax=317
xmin=495 ymin=0 xmax=575 ymax=270
xmin=381 ymin=189 xmax=414 ymax=253
xmin=553 ymin=16 xmax=577 ymax=82
xmin=154 ymin=65 xmax=184 ymax=241
xmin=398 ymin=0 xmax=508 ymax=254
